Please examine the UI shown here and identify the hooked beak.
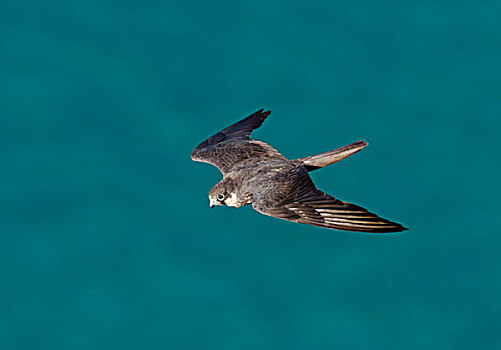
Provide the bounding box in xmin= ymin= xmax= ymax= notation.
xmin=209 ymin=198 xmax=216 ymax=209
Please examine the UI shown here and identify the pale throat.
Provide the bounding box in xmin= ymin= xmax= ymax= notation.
xmin=224 ymin=192 xmax=240 ymax=207
xmin=224 ymin=192 xmax=253 ymax=208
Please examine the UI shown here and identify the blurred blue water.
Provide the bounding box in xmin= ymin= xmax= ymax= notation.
xmin=1 ymin=0 xmax=500 ymax=349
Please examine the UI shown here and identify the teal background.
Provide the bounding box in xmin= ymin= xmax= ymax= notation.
xmin=1 ymin=0 xmax=500 ymax=349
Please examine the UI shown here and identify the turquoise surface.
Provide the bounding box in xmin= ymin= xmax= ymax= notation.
xmin=1 ymin=0 xmax=500 ymax=349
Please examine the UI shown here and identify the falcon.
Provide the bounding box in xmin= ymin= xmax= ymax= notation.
xmin=191 ymin=109 xmax=407 ymax=233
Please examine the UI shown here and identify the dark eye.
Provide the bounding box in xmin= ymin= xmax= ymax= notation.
xmin=217 ymin=193 xmax=225 ymax=201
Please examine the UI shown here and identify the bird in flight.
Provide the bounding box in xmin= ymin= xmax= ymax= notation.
xmin=191 ymin=109 xmax=407 ymax=233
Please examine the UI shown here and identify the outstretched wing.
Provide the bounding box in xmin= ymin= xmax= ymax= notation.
xmin=191 ymin=109 xmax=284 ymax=174
xmin=252 ymin=166 xmax=407 ymax=233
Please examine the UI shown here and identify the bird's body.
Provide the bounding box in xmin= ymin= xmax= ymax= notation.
xmin=191 ymin=109 xmax=407 ymax=233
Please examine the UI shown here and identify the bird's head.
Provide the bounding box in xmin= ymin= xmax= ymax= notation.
xmin=208 ymin=179 xmax=234 ymax=208
xmin=208 ymin=178 xmax=252 ymax=208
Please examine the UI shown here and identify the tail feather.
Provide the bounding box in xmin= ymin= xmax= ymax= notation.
xmin=296 ymin=140 xmax=368 ymax=171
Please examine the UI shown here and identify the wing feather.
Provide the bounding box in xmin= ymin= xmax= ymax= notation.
xmin=191 ymin=109 xmax=284 ymax=174
xmin=252 ymin=166 xmax=407 ymax=233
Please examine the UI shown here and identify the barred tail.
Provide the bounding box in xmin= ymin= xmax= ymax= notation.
xmin=296 ymin=140 xmax=368 ymax=172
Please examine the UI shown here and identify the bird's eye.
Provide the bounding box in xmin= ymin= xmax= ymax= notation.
xmin=217 ymin=193 xmax=225 ymax=201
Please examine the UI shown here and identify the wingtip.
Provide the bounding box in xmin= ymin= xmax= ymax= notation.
xmin=255 ymin=108 xmax=271 ymax=117
xmin=388 ymin=224 xmax=408 ymax=233
xmin=372 ymin=225 xmax=408 ymax=234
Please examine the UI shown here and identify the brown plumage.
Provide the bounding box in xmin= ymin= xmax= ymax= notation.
xmin=191 ymin=109 xmax=407 ymax=233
